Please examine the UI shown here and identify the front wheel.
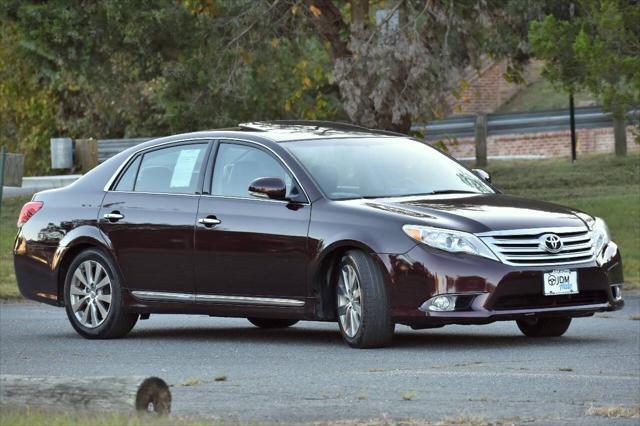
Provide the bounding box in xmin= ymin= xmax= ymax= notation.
xmin=516 ymin=317 xmax=572 ymax=337
xmin=64 ymin=249 xmax=137 ymax=339
xmin=336 ymin=250 xmax=394 ymax=348
xmin=247 ymin=318 xmax=298 ymax=329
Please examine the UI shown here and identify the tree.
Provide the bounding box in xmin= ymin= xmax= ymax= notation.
xmin=0 ymin=0 xmax=343 ymax=173
xmin=529 ymin=0 xmax=640 ymax=155
xmin=300 ymin=0 xmax=546 ymax=133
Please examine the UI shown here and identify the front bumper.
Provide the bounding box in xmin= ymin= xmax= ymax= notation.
xmin=376 ymin=242 xmax=624 ymax=327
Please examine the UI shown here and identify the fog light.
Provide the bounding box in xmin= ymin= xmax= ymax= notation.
xmin=426 ymin=295 xmax=455 ymax=312
xmin=420 ymin=293 xmax=484 ymax=312
xmin=611 ymin=284 xmax=623 ymax=301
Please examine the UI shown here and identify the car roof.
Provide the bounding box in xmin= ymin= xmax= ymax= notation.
xmin=223 ymin=121 xmax=406 ymax=142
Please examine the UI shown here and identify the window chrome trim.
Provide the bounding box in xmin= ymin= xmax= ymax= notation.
xmin=103 ymin=136 xmax=311 ymax=204
xmin=104 ymin=190 xmax=201 ymax=197
xmin=199 ymin=193 xmax=300 ymax=204
xmin=131 ymin=290 xmax=304 ymax=307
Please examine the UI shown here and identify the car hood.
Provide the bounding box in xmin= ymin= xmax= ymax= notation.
xmin=359 ymin=193 xmax=589 ymax=233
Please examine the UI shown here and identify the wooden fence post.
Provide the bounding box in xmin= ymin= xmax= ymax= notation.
xmin=75 ymin=138 xmax=98 ymax=172
xmin=475 ymin=113 xmax=488 ymax=167
xmin=613 ymin=115 xmax=627 ymax=157
xmin=0 ymin=146 xmax=6 ymax=204
xmin=4 ymin=153 xmax=25 ymax=187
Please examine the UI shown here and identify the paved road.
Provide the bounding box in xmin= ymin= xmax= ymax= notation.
xmin=1 ymin=297 xmax=639 ymax=425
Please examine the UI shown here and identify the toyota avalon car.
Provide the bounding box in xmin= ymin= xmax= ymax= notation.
xmin=13 ymin=121 xmax=624 ymax=348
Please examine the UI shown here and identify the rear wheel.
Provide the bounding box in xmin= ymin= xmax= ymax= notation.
xmin=516 ymin=317 xmax=572 ymax=337
xmin=64 ymin=249 xmax=137 ymax=339
xmin=336 ymin=250 xmax=394 ymax=348
xmin=247 ymin=318 xmax=298 ymax=329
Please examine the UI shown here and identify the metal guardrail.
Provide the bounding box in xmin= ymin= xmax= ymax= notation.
xmin=88 ymin=106 xmax=635 ymax=162
xmin=414 ymin=106 xmax=637 ymax=141
xmin=97 ymin=138 xmax=153 ymax=162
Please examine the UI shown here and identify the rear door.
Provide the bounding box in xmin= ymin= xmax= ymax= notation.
xmin=195 ymin=140 xmax=311 ymax=302
xmin=99 ymin=141 xmax=211 ymax=297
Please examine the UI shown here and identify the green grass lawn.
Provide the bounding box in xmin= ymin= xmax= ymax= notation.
xmin=481 ymin=152 xmax=640 ymax=288
xmin=0 ymin=152 xmax=638 ymax=299
xmin=497 ymin=78 xmax=597 ymax=112
xmin=0 ymin=408 xmax=213 ymax=426
xmin=0 ymin=195 xmax=28 ymax=300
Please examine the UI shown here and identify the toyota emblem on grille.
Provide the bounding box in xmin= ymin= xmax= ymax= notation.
xmin=540 ymin=233 xmax=563 ymax=253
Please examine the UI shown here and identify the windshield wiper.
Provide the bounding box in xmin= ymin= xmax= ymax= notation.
xmin=426 ymin=190 xmax=479 ymax=195
xmin=359 ymin=190 xmax=479 ymax=199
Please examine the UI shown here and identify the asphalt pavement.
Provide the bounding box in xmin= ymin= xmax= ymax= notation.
xmin=1 ymin=296 xmax=639 ymax=425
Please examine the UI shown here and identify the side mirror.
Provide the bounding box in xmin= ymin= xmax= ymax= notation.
xmin=472 ymin=169 xmax=491 ymax=183
xmin=248 ymin=177 xmax=287 ymax=201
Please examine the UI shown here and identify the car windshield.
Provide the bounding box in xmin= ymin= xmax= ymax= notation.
xmin=282 ymin=137 xmax=494 ymax=200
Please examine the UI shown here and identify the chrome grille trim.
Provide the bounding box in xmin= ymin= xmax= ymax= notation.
xmin=478 ymin=226 xmax=595 ymax=266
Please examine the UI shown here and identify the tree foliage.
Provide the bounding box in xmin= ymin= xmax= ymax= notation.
xmin=2 ymin=0 xmax=636 ymax=174
xmin=529 ymin=0 xmax=640 ymax=119
xmin=301 ymin=0 xmax=548 ymax=132
xmin=0 ymin=0 xmax=342 ymax=174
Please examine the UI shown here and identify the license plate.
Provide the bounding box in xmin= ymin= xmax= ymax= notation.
xmin=543 ymin=270 xmax=578 ymax=296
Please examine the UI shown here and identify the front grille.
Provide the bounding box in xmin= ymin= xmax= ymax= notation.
xmin=478 ymin=227 xmax=595 ymax=266
xmin=493 ymin=291 xmax=608 ymax=310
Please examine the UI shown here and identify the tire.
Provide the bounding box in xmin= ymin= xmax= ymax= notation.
xmin=336 ymin=250 xmax=394 ymax=348
xmin=247 ymin=317 xmax=298 ymax=329
xmin=63 ymin=248 xmax=138 ymax=339
xmin=516 ymin=317 xmax=572 ymax=337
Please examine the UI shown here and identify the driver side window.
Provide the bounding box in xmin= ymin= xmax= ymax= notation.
xmin=211 ymin=143 xmax=300 ymax=200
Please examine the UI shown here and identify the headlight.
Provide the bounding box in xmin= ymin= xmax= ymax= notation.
xmin=592 ymin=217 xmax=611 ymax=255
xmin=402 ymin=225 xmax=499 ymax=261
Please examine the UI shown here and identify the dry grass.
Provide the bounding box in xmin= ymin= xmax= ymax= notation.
xmin=585 ymin=404 xmax=640 ymax=418
xmin=401 ymin=391 xmax=417 ymax=401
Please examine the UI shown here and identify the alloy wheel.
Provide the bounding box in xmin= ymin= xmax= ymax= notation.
xmin=337 ymin=264 xmax=362 ymax=337
xmin=69 ymin=260 xmax=112 ymax=328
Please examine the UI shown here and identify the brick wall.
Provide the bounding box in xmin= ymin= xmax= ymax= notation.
xmin=439 ymin=126 xmax=639 ymax=159
xmin=449 ymin=61 xmax=529 ymax=115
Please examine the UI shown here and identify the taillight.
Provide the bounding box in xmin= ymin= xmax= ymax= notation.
xmin=17 ymin=201 xmax=44 ymax=227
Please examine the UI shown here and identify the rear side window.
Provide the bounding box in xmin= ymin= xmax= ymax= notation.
xmin=114 ymin=156 xmax=141 ymax=191
xmin=115 ymin=143 xmax=208 ymax=194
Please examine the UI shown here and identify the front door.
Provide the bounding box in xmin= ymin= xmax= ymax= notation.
xmin=195 ymin=141 xmax=311 ymax=301
xmin=99 ymin=141 xmax=210 ymax=296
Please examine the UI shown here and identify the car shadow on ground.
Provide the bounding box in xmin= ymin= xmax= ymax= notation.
xmin=115 ymin=323 xmax=604 ymax=349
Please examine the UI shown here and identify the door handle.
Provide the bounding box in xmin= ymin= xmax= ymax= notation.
xmin=198 ymin=216 xmax=221 ymax=227
xmin=103 ymin=212 xmax=124 ymax=222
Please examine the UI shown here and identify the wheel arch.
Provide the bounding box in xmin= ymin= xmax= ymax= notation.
xmin=312 ymin=240 xmax=389 ymax=321
xmin=54 ymin=232 xmax=116 ymax=306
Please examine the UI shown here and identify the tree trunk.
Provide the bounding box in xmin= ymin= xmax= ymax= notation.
xmin=305 ymin=0 xmax=349 ymax=60
xmin=350 ymin=0 xmax=369 ymax=25
xmin=613 ymin=115 xmax=627 ymax=157
xmin=0 ymin=375 xmax=171 ymax=415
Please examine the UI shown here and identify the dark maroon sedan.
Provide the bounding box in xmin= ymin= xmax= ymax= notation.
xmin=13 ymin=122 xmax=624 ymax=348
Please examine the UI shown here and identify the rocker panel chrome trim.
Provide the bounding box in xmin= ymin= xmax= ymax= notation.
xmin=195 ymin=294 xmax=305 ymax=307
xmin=131 ymin=291 xmax=304 ymax=307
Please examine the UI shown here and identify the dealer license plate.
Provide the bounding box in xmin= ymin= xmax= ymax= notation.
xmin=543 ymin=270 xmax=578 ymax=296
